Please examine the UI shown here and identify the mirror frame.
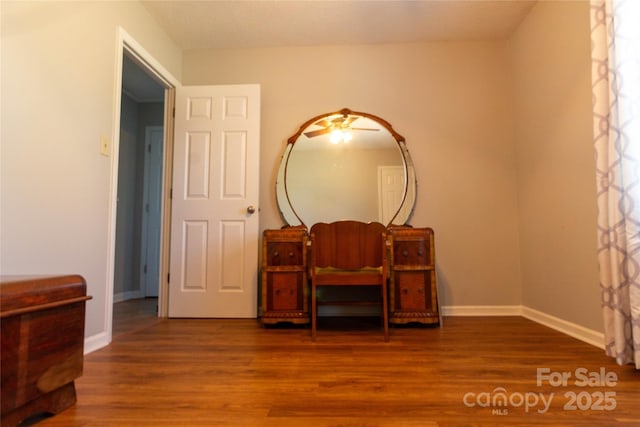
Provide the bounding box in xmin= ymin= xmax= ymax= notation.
xmin=276 ymin=107 xmax=416 ymax=228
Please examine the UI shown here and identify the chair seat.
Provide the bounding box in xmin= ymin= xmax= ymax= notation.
xmin=313 ymin=271 xmax=384 ymax=285
xmin=314 ymin=266 xmax=383 ymax=274
xmin=314 ymin=266 xmax=384 ymax=285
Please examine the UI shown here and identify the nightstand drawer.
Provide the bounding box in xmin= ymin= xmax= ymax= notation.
xmin=266 ymin=242 xmax=303 ymax=266
xmin=393 ymin=271 xmax=434 ymax=311
xmin=268 ymin=272 xmax=302 ymax=311
xmin=392 ymin=240 xmax=430 ymax=266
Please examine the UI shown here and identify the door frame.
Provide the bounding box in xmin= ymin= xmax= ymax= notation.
xmin=106 ymin=27 xmax=178 ymax=343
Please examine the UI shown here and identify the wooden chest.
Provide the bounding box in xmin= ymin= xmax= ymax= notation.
xmin=0 ymin=275 xmax=91 ymax=427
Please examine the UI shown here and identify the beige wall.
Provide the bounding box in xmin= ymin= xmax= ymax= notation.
xmin=0 ymin=1 xmax=181 ymax=339
xmin=183 ymin=41 xmax=523 ymax=307
xmin=511 ymin=1 xmax=601 ymax=330
xmin=1 ymin=0 xmax=603 ymax=345
xmin=183 ymin=1 xmax=601 ymax=330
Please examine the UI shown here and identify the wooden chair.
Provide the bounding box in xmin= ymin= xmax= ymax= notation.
xmin=309 ymin=220 xmax=389 ymax=341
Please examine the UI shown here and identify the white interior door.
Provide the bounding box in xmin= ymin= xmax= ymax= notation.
xmin=169 ymin=84 xmax=260 ymax=318
xmin=140 ymin=126 xmax=163 ymax=298
xmin=378 ymin=165 xmax=405 ymax=224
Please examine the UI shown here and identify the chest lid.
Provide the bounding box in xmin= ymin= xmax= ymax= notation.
xmin=0 ymin=275 xmax=90 ymax=316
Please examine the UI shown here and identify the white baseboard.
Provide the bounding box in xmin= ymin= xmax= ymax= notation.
xmin=442 ymin=305 xmax=522 ymax=316
xmin=84 ymin=304 xmax=604 ymax=354
xmin=84 ymin=331 xmax=110 ymax=355
xmin=86 ymin=290 xmax=141 ymax=353
xmin=521 ymin=306 xmax=604 ymax=350
xmin=443 ymin=305 xmax=604 ymax=350
xmin=113 ymin=290 xmax=143 ymax=303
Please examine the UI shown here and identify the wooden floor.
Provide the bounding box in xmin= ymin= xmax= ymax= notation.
xmin=112 ymin=297 xmax=160 ymax=338
xmin=29 ymin=299 xmax=640 ymax=426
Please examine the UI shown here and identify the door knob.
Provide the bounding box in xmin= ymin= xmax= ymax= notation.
xmin=246 ymin=205 xmax=256 ymax=214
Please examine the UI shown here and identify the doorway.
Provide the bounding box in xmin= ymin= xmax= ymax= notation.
xmin=103 ymin=29 xmax=179 ymax=350
xmin=113 ymin=53 xmax=165 ymax=308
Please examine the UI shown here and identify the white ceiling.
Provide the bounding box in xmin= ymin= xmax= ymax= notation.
xmin=141 ymin=0 xmax=538 ymax=50
xmin=126 ymin=1 xmax=537 ymax=102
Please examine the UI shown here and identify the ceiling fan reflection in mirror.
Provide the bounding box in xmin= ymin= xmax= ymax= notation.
xmin=303 ymin=111 xmax=379 ymax=144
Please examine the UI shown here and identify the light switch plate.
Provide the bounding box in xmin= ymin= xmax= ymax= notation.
xmin=100 ymin=135 xmax=110 ymax=156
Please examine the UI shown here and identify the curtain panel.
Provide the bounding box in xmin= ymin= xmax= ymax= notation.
xmin=591 ymin=0 xmax=640 ymax=369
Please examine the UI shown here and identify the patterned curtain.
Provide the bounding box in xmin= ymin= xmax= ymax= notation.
xmin=591 ymin=0 xmax=640 ymax=369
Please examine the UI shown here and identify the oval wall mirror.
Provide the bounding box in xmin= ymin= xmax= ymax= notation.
xmin=276 ymin=108 xmax=416 ymax=228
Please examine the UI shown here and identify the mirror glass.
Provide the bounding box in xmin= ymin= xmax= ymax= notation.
xmin=276 ymin=108 xmax=416 ymax=228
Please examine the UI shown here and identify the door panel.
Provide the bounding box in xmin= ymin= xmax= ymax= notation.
xmin=182 ymin=220 xmax=208 ymax=290
xmin=219 ymin=221 xmax=244 ymax=290
xmin=169 ymin=85 xmax=260 ymax=318
xmin=185 ymin=132 xmax=210 ymax=199
xmin=222 ymin=131 xmax=247 ymax=197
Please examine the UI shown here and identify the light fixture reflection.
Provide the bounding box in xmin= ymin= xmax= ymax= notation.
xmin=330 ymin=129 xmax=342 ymax=144
xmin=329 ymin=129 xmax=352 ymax=144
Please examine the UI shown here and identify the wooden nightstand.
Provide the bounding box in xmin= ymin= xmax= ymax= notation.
xmin=388 ymin=227 xmax=440 ymax=325
xmin=260 ymin=227 xmax=309 ymax=325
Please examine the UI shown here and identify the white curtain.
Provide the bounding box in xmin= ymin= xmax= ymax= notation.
xmin=591 ymin=0 xmax=640 ymax=369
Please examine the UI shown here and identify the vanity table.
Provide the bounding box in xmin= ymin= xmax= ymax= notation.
xmin=260 ymin=108 xmax=439 ymax=328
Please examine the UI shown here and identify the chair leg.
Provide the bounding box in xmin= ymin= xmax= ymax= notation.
xmin=311 ymin=282 xmax=317 ymax=341
xmin=382 ymin=282 xmax=389 ymax=342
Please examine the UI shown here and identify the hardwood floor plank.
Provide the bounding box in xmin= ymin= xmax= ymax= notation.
xmin=24 ymin=304 xmax=640 ymax=427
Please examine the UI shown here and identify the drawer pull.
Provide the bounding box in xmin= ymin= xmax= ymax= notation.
xmin=273 ymin=251 xmax=279 ymax=257
xmin=402 ymin=250 xmax=409 ymax=257
xmin=402 ymin=288 xmax=409 ymax=294
xmin=289 ymin=252 xmax=294 ymax=258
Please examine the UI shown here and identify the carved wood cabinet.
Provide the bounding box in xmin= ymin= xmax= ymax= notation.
xmin=388 ymin=227 xmax=440 ymax=325
xmin=260 ymin=227 xmax=309 ymax=324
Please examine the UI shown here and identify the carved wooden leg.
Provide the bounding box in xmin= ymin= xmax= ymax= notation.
xmin=311 ymin=281 xmax=317 ymax=341
xmin=382 ymin=281 xmax=389 ymax=342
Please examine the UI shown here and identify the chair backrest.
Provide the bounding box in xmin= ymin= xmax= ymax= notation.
xmin=309 ymin=220 xmax=387 ymax=269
